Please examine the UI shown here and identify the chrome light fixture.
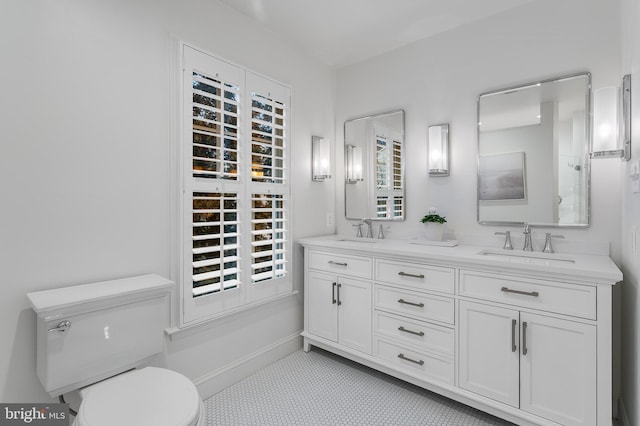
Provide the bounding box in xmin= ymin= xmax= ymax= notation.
xmin=428 ymin=124 xmax=449 ymax=176
xmin=345 ymin=144 xmax=363 ymax=183
xmin=312 ymin=136 xmax=331 ymax=181
xmin=591 ymin=75 xmax=631 ymax=160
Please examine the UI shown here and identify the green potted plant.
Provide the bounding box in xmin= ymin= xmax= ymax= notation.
xmin=420 ymin=207 xmax=447 ymax=241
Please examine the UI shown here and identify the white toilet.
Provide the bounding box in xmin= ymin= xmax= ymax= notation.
xmin=27 ymin=274 xmax=204 ymax=426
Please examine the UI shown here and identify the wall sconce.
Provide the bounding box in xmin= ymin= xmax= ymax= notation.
xmin=345 ymin=144 xmax=363 ymax=183
xmin=312 ymin=136 xmax=331 ymax=181
xmin=591 ymin=74 xmax=631 ymax=160
xmin=428 ymin=124 xmax=449 ymax=176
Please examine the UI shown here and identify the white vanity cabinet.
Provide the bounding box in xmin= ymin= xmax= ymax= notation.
xmin=300 ymin=236 xmax=621 ymax=426
xmin=458 ymin=270 xmax=599 ymax=426
xmin=304 ymin=250 xmax=373 ymax=355
xmin=459 ymin=300 xmax=596 ymax=426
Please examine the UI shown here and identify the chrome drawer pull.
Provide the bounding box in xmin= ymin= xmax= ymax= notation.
xmin=398 ymin=353 xmax=424 ymax=366
xmin=398 ymin=271 xmax=425 ymax=279
xmin=397 ymin=298 xmax=424 ymax=308
xmin=501 ymin=287 xmax=539 ymax=297
xmin=398 ymin=326 xmax=425 ymax=337
xmin=328 ymin=260 xmax=348 ymax=267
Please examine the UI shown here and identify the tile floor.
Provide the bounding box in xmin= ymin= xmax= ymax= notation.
xmin=205 ymin=348 xmax=515 ymax=425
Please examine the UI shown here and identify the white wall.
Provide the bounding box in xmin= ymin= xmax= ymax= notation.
xmin=0 ymin=0 xmax=335 ymax=402
xmin=336 ymin=0 xmax=622 ymax=256
xmin=619 ymin=0 xmax=640 ymax=424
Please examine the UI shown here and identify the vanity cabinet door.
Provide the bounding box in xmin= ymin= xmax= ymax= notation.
xmin=306 ymin=271 xmax=372 ymax=354
xmin=307 ymin=271 xmax=338 ymax=343
xmin=459 ymin=301 xmax=520 ymax=407
xmin=520 ymin=312 xmax=596 ymax=426
xmin=460 ymin=301 xmax=597 ymax=426
xmin=337 ymin=277 xmax=372 ymax=354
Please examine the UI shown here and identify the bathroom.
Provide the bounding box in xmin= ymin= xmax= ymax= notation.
xmin=1 ymin=0 xmax=638 ymax=425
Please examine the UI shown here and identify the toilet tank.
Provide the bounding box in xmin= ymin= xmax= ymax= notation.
xmin=27 ymin=274 xmax=174 ymax=397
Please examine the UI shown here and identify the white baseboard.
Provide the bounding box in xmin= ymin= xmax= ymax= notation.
xmin=194 ymin=331 xmax=302 ymax=399
xmin=618 ymin=397 xmax=631 ymax=426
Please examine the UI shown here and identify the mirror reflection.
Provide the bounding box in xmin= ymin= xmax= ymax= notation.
xmin=477 ymin=73 xmax=591 ymax=227
xmin=345 ymin=110 xmax=405 ymax=220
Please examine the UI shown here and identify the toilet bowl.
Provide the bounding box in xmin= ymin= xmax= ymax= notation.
xmin=27 ymin=275 xmax=204 ymax=426
xmin=73 ymin=367 xmax=204 ymax=426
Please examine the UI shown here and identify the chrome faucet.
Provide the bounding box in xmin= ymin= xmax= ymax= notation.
xmin=494 ymin=231 xmax=513 ymax=250
xmin=362 ymin=219 xmax=374 ymax=238
xmin=522 ymin=223 xmax=533 ymax=251
xmin=352 ymin=222 xmax=363 ymax=238
xmin=542 ymin=233 xmax=565 ymax=253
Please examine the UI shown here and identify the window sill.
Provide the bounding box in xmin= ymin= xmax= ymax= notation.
xmin=164 ymin=290 xmax=300 ymax=340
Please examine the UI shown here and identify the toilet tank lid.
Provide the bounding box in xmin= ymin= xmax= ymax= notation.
xmin=27 ymin=274 xmax=174 ymax=316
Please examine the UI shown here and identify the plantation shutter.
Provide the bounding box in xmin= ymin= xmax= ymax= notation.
xmin=373 ymin=124 xmax=404 ymax=220
xmin=392 ymin=136 xmax=404 ymax=219
xmin=180 ymin=45 xmax=292 ymax=326
xmin=192 ymin=192 xmax=240 ymax=296
xmin=245 ymin=72 xmax=291 ymax=303
xmin=182 ymin=46 xmax=245 ymax=324
xmin=250 ymin=193 xmax=287 ymax=283
xmin=191 ymin=73 xmax=240 ymax=180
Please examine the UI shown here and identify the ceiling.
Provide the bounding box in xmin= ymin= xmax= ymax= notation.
xmin=219 ymin=0 xmax=536 ymax=68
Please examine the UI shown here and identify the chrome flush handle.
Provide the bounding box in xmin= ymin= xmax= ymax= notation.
xmin=48 ymin=320 xmax=71 ymax=333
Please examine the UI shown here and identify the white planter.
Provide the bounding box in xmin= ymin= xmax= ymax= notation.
xmin=422 ymin=223 xmax=445 ymax=241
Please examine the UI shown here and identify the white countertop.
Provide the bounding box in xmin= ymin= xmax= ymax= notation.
xmin=298 ymin=235 xmax=623 ymax=284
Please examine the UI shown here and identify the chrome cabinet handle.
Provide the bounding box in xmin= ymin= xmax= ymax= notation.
xmin=522 ymin=321 xmax=528 ymax=355
xmin=501 ymin=287 xmax=539 ymax=297
xmin=328 ymin=260 xmax=348 ymax=267
xmin=48 ymin=320 xmax=71 ymax=333
xmin=398 ymin=353 xmax=424 ymax=366
xmin=332 ymin=282 xmax=337 ymax=304
xmin=397 ymin=299 xmax=424 ymax=308
xmin=398 ymin=326 xmax=425 ymax=337
xmin=511 ymin=319 xmax=517 ymax=352
xmin=337 ymin=283 xmax=342 ymax=306
xmin=398 ymin=271 xmax=425 ymax=279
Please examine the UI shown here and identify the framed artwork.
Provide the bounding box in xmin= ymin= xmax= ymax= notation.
xmin=478 ymin=152 xmax=526 ymax=201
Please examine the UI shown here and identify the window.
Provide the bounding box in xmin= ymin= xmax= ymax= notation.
xmin=180 ymin=45 xmax=291 ymax=326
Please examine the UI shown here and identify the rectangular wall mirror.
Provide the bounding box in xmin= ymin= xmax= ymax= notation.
xmin=477 ymin=73 xmax=591 ymax=227
xmin=345 ymin=110 xmax=405 ymax=220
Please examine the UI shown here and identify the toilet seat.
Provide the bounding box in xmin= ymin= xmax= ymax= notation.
xmin=73 ymin=367 xmax=202 ymax=426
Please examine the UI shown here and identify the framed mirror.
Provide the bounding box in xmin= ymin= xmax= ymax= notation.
xmin=477 ymin=73 xmax=591 ymax=227
xmin=345 ymin=110 xmax=405 ymax=220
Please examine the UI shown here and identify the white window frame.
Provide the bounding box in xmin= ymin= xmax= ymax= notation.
xmin=177 ymin=43 xmax=292 ymax=327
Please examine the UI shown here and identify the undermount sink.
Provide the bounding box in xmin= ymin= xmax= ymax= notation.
xmin=477 ymin=249 xmax=575 ymax=265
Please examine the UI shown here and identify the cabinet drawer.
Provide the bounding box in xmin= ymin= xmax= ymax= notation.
xmin=308 ymin=251 xmax=372 ymax=279
xmin=375 ymin=338 xmax=454 ymax=385
xmin=375 ymin=311 xmax=454 ymax=357
xmin=375 ymin=285 xmax=455 ymax=325
xmin=376 ymin=260 xmax=454 ymax=294
xmin=459 ymin=270 xmax=596 ymax=320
